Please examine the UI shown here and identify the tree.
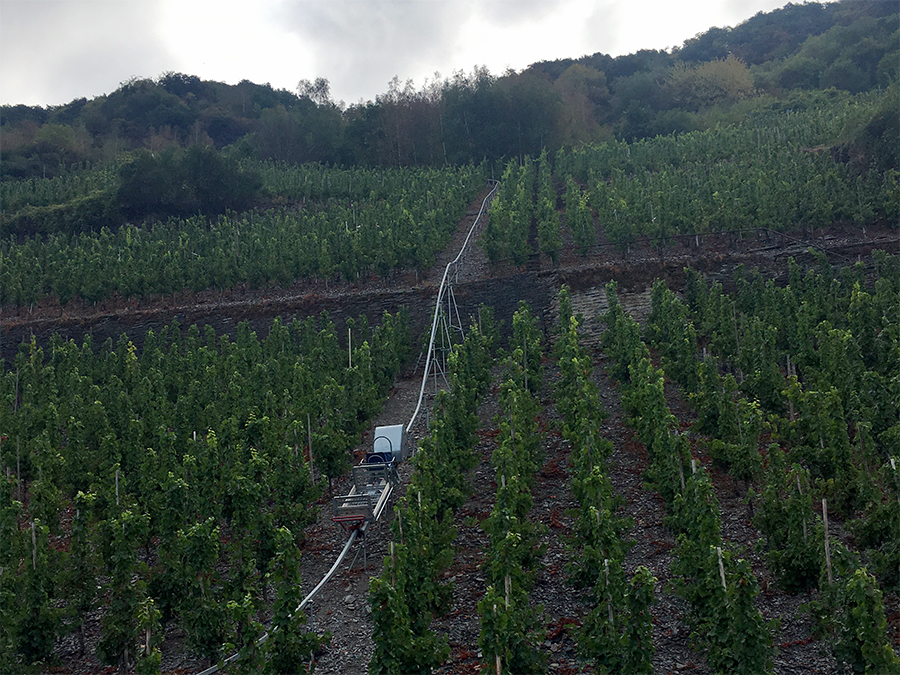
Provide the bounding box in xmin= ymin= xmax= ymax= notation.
xmin=555 ymin=64 xmax=609 ymax=145
xmin=297 ymin=78 xmax=333 ymax=106
xmin=666 ymin=56 xmax=755 ymax=110
xmin=117 ymin=146 xmax=262 ymax=219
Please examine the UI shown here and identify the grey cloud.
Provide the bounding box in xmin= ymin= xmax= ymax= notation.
xmin=0 ymin=0 xmax=793 ymax=108
xmin=274 ymin=0 xmax=466 ymax=101
xmin=273 ymin=0 xmax=579 ymax=103
xmin=479 ymin=0 xmax=562 ymax=27
xmin=1 ymin=0 xmax=173 ymax=106
xmin=275 ymin=0 xmax=578 ymax=103
xmin=581 ymin=0 xmax=623 ymax=58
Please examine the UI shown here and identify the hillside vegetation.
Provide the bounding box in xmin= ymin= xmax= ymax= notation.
xmin=1 ymin=85 xmax=896 ymax=308
xmin=0 ymin=2 xmax=895 ymax=310
xmin=0 ymin=1 xmax=899 ymax=673
xmin=1 ymin=0 xmax=896 ymax=176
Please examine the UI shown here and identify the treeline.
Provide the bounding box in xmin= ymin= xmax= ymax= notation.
xmin=2 ymin=0 xmax=896 ymax=178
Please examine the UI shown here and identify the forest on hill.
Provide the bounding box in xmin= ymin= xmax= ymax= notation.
xmin=1 ymin=0 xmax=897 ymax=177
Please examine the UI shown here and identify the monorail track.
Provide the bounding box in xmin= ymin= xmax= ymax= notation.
xmin=193 ymin=180 xmax=497 ymax=674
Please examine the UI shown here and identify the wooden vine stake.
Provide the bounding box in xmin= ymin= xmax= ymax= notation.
xmin=604 ymin=559 xmax=614 ymax=623
xmin=505 ymin=574 xmax=511 ymax=609
xmin=32 ymin=520 xmax=37 ymax=570
xmin=892 ymin=458 xmax=899 ymax=510
xmin=307 ymin=412 xmax=315 ymax=480
xmin=796 ymin=475 xmax=807 ymax=542
xmin=390 ymin=541 xmax=396 ymax=587
xmin=717 ymin=546 xmax=727 ymax=591
xmin=523 ymin=329 xmax=528 ymax=393
xmin=822 ymin=498 xmax=833 ymax=585
xmin=493 ymin=603 xmax=502 ymax=675
xmin=115 ymin=469 xmax=120 ymax=506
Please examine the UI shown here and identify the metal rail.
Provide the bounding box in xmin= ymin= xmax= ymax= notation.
xmin=407 ymin=180 xmax=498 ymax=432
xmin=192 ymin=180 xmax=497 ymax=674
xmin=194 ymin=529 xmax=358 ymax=675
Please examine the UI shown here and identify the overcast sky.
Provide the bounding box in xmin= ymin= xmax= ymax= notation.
xmin=1 ymin=0 xmax=793 ymax=109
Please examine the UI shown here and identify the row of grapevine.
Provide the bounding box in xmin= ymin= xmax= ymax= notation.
xmin=588 ymin=149 xmax=893 ymax=250
xmin=369 ymin=315 xmax=497 ymax=674
xmin=602 ymin=282 xmax=775 ymax=674
xmin=254 ymin=160 xmax=487 ymax=203
xmin=666 ymin=252 xmax=899 ymax=517
xmin=482 ymin=159 xmax=535 ymax=265
xmin=0 ymin=310 xmax=410 ymax=672
xmin=0 ymin=163 xmax=486 ymax=306
xmin=564 ymin=101 xmax=899 ymax=250
xmin=477 ymin=303 xmax=548 ymax=673
xmin=553 ymin=287 xmax=655 ymax=673
xmin=562 ymin=175 xmax=595 ymax=256
xmin=535 ymin=150 xmax=561 ymax=263
xmin=480 ymin=157 xmax=588 ymax=263
xmin=0 ymin=162 xmax=120 ymax=213
xmin=478 ymin=96 xmax=897 ymax=263
xmin=478 ymin=302 xmax=547 ymax=675
xmin=557 ymin=97 xmax=882 ymax=182
xmin=643 ymin=254 xmax=900 ymax=671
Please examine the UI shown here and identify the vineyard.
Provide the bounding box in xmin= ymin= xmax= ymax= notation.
xmin=0 ymin=161 xmax=486 ymax=306
xmin=1 ymin=87 xmax=899 ymax=675
xmin=481 ymin=95 xmax=897 ymax=265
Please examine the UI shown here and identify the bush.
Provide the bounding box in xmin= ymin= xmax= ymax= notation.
xmin=117 ymin=146 xmax=262 ymax=220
